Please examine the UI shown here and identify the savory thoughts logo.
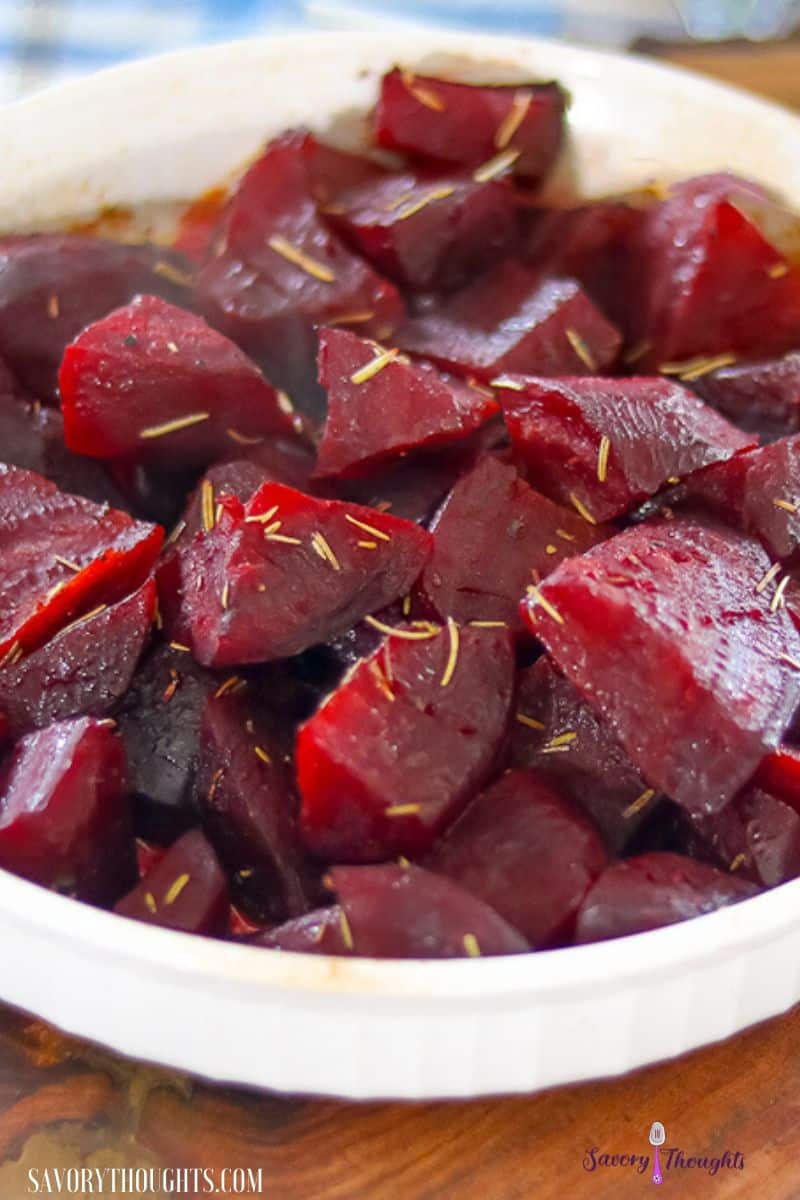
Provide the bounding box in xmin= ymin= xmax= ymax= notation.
xmin=583 ymin=1122 xmax=745 ymax=1184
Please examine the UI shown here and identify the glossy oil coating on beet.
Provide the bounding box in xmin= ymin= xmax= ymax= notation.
xmin=574 ymin=852 xmax=760 ymax=943
xmin=523 ymin=518 xmax=800 ymax=815
xmin=0 ymin=717 xmax=135 ymax=904
xmin=115 ymin=828 xmax=229 ymax=935
xmin=688 ymin=786 xmax=800 ymax=887
xmin=0 ymin=234 xmax=191 ymax=400
xmin=418 ymin=454 xmax=606 ymax=633
xmin=314 ymin=328 xmax=499 ymax=480
xmin=508 ymin=657 xmax=660 ymax=853
xmin=0 ymin=464 xmax=162 ymax=662
xmin=252 ymin=905 xmax=352 ymax=954
xmin=330 ymin=863 xmax=528 ymax=958
xmin=499 ymin=375 xmax=754 ymax=522
xmin=425 ymin=769 xmax=607 ymax=947
xmin=693 ymin=352 xmax=800 ymax=443
xmin=168 ymin=483 xmax=432 ymax=666
xmin=298 ymin=623 xmax=514 ymax=860
xmin=396 ymin=263 xmax=622 ymax=383
xmin=374 ymin=68 xmax=566 ymax=184
xmin=0 ymin=578 xmax=155 ymax=738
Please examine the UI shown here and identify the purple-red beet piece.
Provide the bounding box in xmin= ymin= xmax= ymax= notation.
xmin=688 ymin=786 xmax=800 ymax=887
xmin=374 ymin=68 xmax=566 ymax=184
xmin=499 ymin=375 xmax=754 ymax=522
xmin=424 ymin=769 xmax=607 ymax=947
xmin=574 ymin=852 xmax=760 ymax=943
xmin=523 ymin=518 xmax=800 ymax=815
xmin=251 ymin=905 xmax=352 ymax=954
xmin=115 ymin=829 xmax=229 ymax=935
xmin=298 ymin=623 xmax=514 ymax=861
xmin=396 ymin=263 xmax=621 ymax=383
xmin=314 ymin=328 xmax=499 ymax=480
xmin=693 ymin=352 xmax=800 ymax=443
xmin=0 ymin=717 xmax=134 ymax=904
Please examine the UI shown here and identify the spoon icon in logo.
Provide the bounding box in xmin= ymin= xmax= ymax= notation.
xmin=649 ymin=1122 xmax=665 ymax=1185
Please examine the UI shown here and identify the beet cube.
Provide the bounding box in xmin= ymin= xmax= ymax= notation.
xmin=688 ymin=786 xmax=800 ymax=887
xmin=693 ymin=353 xmax=800 ymax=443
xmin=330 ymin=863 xmax=528 ymax=958
xmin=0 ymin=717 xmax=134 ymax=904
xmin=115 ymin=829 xmax=228 ymax=935
xmin=374 ymin=68 xmax=566 ymax=184
xmin=298 ymin=622 xmax=514 ymax=860
xmin=523 ymin=518 xmax=800 ymax=815
xmin=499 ymin=375 xmax=754 ymax=522
xmin=252 ymin=905 xmax=353 ymax=954
xmin=574 ymin=852 xmax=760 ymax=943
xmin=314 ymin=328 xmax=499 ymax=480
xmin=396 ymin=263 xmax=622 ymax=383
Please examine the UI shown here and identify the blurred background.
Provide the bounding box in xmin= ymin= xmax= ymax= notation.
xmin=1 ymin=0 xmax=799 ymax=104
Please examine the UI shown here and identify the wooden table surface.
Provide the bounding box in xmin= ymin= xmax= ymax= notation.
xmin=3 ymin=41 xmax=800 ymax=1200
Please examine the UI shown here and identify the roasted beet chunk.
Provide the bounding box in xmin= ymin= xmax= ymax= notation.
xmin=693 ymin=353 xmax=800 ymax=443
xmin=425 ymin=770 xmax=606 ymax=947
xmin=298 ymin=623 xmax=514 ymax=860
xmin=374 ymin=68 xmax=566 ymax=184
xmin=197 ymin=691 xmax=314 ymax=923
xmin=0 ymin=579 xmax=155 ymax=739
xmin=0 ymin=717 xmax=134 ymax=904
xmin=59 ymin=295 xmax=297 ymax=467
xmin=523 ymin=519 xmax=800 ymax=815
xmin=115 ymin=829 xmax=228 ymax=935
xmin=0 ymin=235 xmax=191 ymax=400
xmin=574 ymin=852 xmax=760 ymax=943
xmin=252 ymin=905 xmax=353 ymax=954
xmin=509 ymin=657 xmax=661 ymax=853
xmin=194 ymin=132 xmax=403 ymax=405
xmin=396 ymin=263 xmax=621 ymax=383
xmin=419 ymin=455 xmax=606 ymax=633
xmin=329 ymin=864 xmax=528 ymax=958
xmin=168 ymin=483 xmax=432 ymax=666
xmin=0 ymin=465 xmax=162 ymax=663
xmin=688 ymin=786 xmax=800 ymax=887
xmin=499 ymin=375 xmax=754 ymax=522
xmin=314 ymin=328 xmax=499 ymax=480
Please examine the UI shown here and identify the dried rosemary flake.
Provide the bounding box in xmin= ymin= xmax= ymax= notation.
xmin=311 ymin=530 xmax=341 ymax=571
xmin=0 ymin=640 xmax=22 ymax=669
xmin=60 ymin=605 xmax=107 ymax=635
xmin=770 ymin=574 xmax=791 ymax=612
xmin=659 ymin=353 xmax=737 ymax=382
xmin=220 ymin=582 xmax=230 ymax=610
xmin=556 ymin=528 xmax=576 ymax=543
xmin=254 ymin=745 xmax=272 ymax=766
xmin=266 ymin=533 xmax=303 ymax=545
xmin=769 ymin=262 xmax=790 ymax=279
xmin=46 ymin=292 xmax=60 ymax=319
xmin=368 ymin=660 xmax=395 ymax=703
xmin=385 ymin=803 xmax=422 ymax=817
xmin=401 ymin=69 xmax=445 ymax=112
xmin=207 ymin=768 xmax=224 ymax=802
xmin=494 ymin=91 xmax=532 ymax=150
xmin=267 ymin=235 xmax=335 ymax=283
xmin=276 ymin=391 xmax=295 ymax=415
xmin=526 ymin=587 xmax=565 ymax=626
xmin=140 ymin=412 xmax=210 ymax=440
xmin=468 ymin=620 xmax=507 ymax=629
xmin=728 ymin=852 xmax=747 ymax=873
xmin=166 ymin=340 xmax=180 ymax=354
xmin=54 ymin=554 xmax=81 ymax=572
xmin=397 ymin=856 xmax=411 ymax=868
xmin=169 ymin=641 xmax=191 ymax=653
xmin=396 ymin=186 xmax=456 ymax=222
xmin=263 ymin=520 xmax=282 ymax=536
xmin=544 ymin=731 xmax=577 ymax=749
xmin=364 ymin=615 xmax=441 ymax=641
xmin=488 ymin=375 xmax=524 ymax=391
xmin=200 ymin=479 xmax=215 ymax=533
xmin=778 ymin=652 xmax=800 ymax=671
xmin=162 ymin=671 xmax=180 ymax=704
xmin=339 ymin=910 xmax=355 ymax=950
xmin=164 ymin=874 xmax=190 ymax=905
xmin=226 ymin=427 xmax=264 ymax=446
xmin=144 ymin=892 xmax=158 ymax=915
xmin=773 ymin=498 xmax=798 ymax=514
xmin=515 ymin=712 xmax=545 ymax=731
xmin=545 ymin=543 xmax=558 ymax=555
xmin=358 ymin=540 xmax=378 ymax=550
xmin=167 ymin=520 xmax=187 ymax=545
xmin=402 ymin=595 xmax=412 ymax=617
xmin=214 ymin=675 xmax=243 ymax=699
xmin=623 ymin=338 xmax=652 ymax=366
xmin=245 ymin=506 xmax=281 ymax=525
xmin=441 ymin=618 xmax=460 ymax=688
xmin=473 ymin=147 xmax=521 ymax=183
xmin=344 ymin=513 xmax=391 ymax=542
xmin=350 ymin=346 xmax=400 ymax=385
xmin=568 ymin=492 xmax=597 ymax=525
xmin=596 ymin=434 xmax=611 ymax=484
xmin=622 ymin=788 xmax=656 ymax=820
xmin=566 ymin=328 xmax=597 ymax=372
xmin=325 ymin=310 xmax=376 ymax=327
xmin=153 ymin=260 xmax=193 ymax=287
xmin=755 ymin=562 xmax=782 ymax=594
xmin=462 ymin=932 xmax=482 ymax=958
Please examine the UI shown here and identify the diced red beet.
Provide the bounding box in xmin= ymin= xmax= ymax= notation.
xmin=194 ymin=132 xmax=403 ymax=406
xmin=374 ymin=68 xmax=566 ymax=184
xmin=0 ymin=465 xmax=162 ymax=662
xmin=0 ymin=235 xmax=191 ymax=401
xmin=692 ymin=353 xmax=800 ymax=443
xmin=418 ymin=455 xmax=607 ymax=633
xmin=523 ymin=518 xmax=800 ymax=815
xmin=326 ymin=170 xmax=519 ymax=292
xmin=574 ymin=852 xmax=760 ymax=943
xmin=60 ymin=295 xmax=296 ymax=468
xmin=251 ymin=905 xmax=352 ymax=954
xmin=298 ymin=623 xmax=514 ymax=860
xmin=424 ymin=769 xmax=606 ymax=947
xmin=0 ymin=717 xmax=135 ymax=904
xmin=755 ymin=746 xmax=800 ymax=811
xmin=167 ymin=483 xmax=432 ymax=666
xmin=197 ymin=691 xmax=315 ymax=923
xmin=0 ymin=578 xmax=155 ymax=738
xmin=329 ymin=863 xmax=528 ymax=958
xmin=396 ymin=263 xmax=622 ymax=383
xmin=499 ymin=375 xmax=754 ymax=522
xmin=688 ymin=786 xmax=800 ymax=887
xmin=314 ymin=328 xmax=499 ymax=480
xmin=115 ymin=829 xmax=228 ymax=935
xmin=508 ymin=657 xmax=660 ymax=853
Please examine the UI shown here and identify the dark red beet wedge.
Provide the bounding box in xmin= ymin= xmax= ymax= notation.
xmin=314 ymin=328 xmax=499 ymax=480
xmin=425 ymin=769 xmax=607 ymax=947
xmin=688 ymin=786 xmax=800 ymax=887
xmin=251 ymin=905 xmax=352 ymax=954
xmin=60 ymin=294 xmax=297 ymax=467
xmin=508 ymin=656 xmax=661 ymax=853
xmin=0 ymin=234 xmax=191 ymax=400
xmin=374 ymin=68 xmax=566 ymax=184
xmin=396 ymin=263 xmax=622 ymax=383
xmin=198 ymin=691 xmax=315 ymax=923
xmin=499 ymin=375 xmax=754 ymax=522
xmin=298 ymin=623 xmax=514 ymax=861
xmin=418 ymin=454 xmax=607 ymax=633
xmin=167 ymin=483 xmax=432 ymax=666
xmin=0 ymin=717 xmax=135 ymax=904
xmin=523 ymin=518 xmax=800 ymax=815
xmin=0 ymin=465 xmax=162 ymax=662
xmin=330 ymin=863 xmax=528 ymax=958
xmin=0 ymin=578 xmax=155 ymax=738
xmin=574 ymin=852 xmax=760 ymax=943
xmin=115 ymin=829 xmax=228 ymax=935
xmin=693 ymin=352 xmax=800 ymax=443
